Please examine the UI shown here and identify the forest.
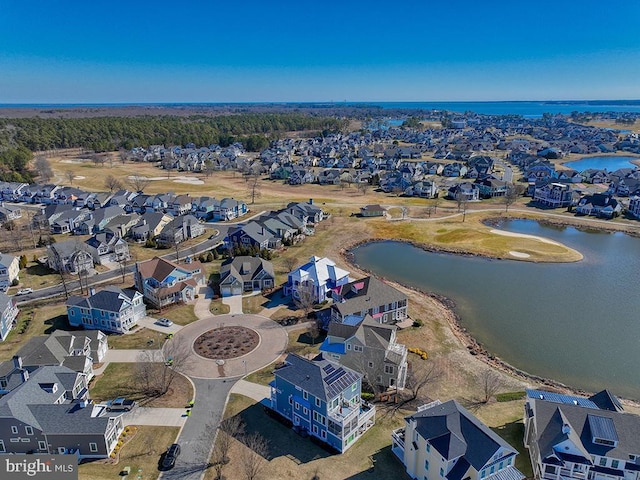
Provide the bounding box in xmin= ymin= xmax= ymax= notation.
xmin=0 ymin=112 xmax=348 ymax=182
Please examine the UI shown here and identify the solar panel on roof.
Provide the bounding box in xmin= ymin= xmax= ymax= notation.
xmin=325 ymin=368 xmax=347 ymax=385
xmin=323 ymin=364 xmax=335 ymax=374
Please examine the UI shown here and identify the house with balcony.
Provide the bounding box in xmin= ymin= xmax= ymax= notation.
xmin=523 ymin=388 xmax=640 ymax=480
xmin=330 ymin=276 xmax=408 ymax=325
xmin=392 ymin=400 xmax=524 ymax=480
xmin=156 ymin=214 xmax=205 ymax=247
xmin=285 ymin=256 xmax=351 ymax=304
xmin=134 ymin=257 xmax=204 ymax=309
xmin=47 ymin=241 xmax=94 ymax=275
xmin=0 ymin=364 xmax=124 ymax=459
xmin=533 ymin=182 xmax=578 ymax=208
xmin=575 ymin=193 xmax=621 ymax=218
xmin=0 ymin=293 xmax=18 ymax=341
xmin=66 ymin=286 xmax=146 ymax=335
xmin=213 ymin=198 xmax=248 ymax=221
xmin=269 ymin=353 xmax=375 ymax=453
xmin=0 ymin=253 xmax=20 ymax=292
xmin=84 ymin=232 xmax=130 ymax=265
xmin=320 ymin=314 xmax=408 ymax=390
xmin=628 ymin=195 xmax=640 ymax=219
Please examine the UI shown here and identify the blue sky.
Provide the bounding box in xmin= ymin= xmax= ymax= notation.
xmin=1 ymin=0 xmax=639 ymax=103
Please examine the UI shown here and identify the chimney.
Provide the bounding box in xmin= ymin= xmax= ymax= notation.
xmin=89 ymin=288 xmax=96 ymax=296
xmin=21 ymin=369 xmax=29 ymax=383
xmin=12 ymin=355 xmax=23 ymax=370
xmin=309 ymin=198 xmax=313 ymax=205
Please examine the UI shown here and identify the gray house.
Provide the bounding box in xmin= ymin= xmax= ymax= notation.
xmin=219 ymin=256 xmax=275 ymax=296
xmin=320 ymin=315 xmax=408 ymax=390
xmin=330 ymin=276 xmax=408 ymax=325
xmin=0 ymin=364 xmax=123 ymax=458
xmin=47 ymin=240 xmax=94 ymax=274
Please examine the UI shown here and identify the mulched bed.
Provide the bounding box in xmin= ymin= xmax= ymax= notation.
xmin=194 ymin=326 xmax=259 ymax=360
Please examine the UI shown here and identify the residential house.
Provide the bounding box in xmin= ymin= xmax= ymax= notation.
xmin=0 ymin=293 xmax=18 ymax=341
xmin=156 ymin=214 xmax=205 ymax=247
xmin=134 ymin=257 xmax=204 ymax=309
xmin=533 ymin=182 xmax=578 ymax=208
xmin=227 ymin=221 xmax=277 ymax=251
xmin=523 ymin=388 xmax=640 ymax=480
xmin=285 ymin=256 xmax=350 ymax=304
xmin=76 ymin=205 xmax=124 ymax=234
xmin=50 ymin=209 xmax=91 ymax=234
xmin=392 ymin=399 xmax=524 ymax=480
xmin=47 ymin=241 xmax=94 ymax=275
xmin=447 ymin=182 xmax=480 ymax=202
xmin=360 ymin=205 xmax=387 ymax=217
xmin=330 ymin=276 xmax=408 ymax=325
xmin=214 ymin=198 xmax=248 ymax=221
xmin=320 ymin=315 xmax=408 ymax=390
xmin=0 ymin=204 xmax=21 ymax=224
xmin=129 ymin=212 xmax=173 ymax=241
xmin=103 ymin=213 xmax=140 ymax=238
xmin=269 ymin=353 xmax=376 ymax=453
xmin=575 ymin=193 xmax=621 ymax=218
xmin=628 ymin=195 xmax=640 ymax=219
xmin=219 ymin=256 xmax=275 ymax=296
xmin=405 ymin=181 xmax=438 ymax=198
xmin=166 ymin=195 xmax=193 ymax=217
xmin=582 ymin=169 xmax=609 ymax=184
xmin=475 ymin=178 xmax=508 ymax=198
xmin=0 ymin=364 xmax=124 ymax=458
xmin=0 ymin=253 xmax=20 ymax=291
xmin=85 ymin=192 xmax=113 ymax=210
xmin=84 ymin=232 xmax=131 ymax=265
xmin=287 ymin=201 xmax=325 ymax=225
xmin=67 ymin=286 xmax=146 ymax=334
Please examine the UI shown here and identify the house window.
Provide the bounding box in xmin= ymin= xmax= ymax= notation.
xmin=89 ymin=442 xmax=98 ymax=453
xmin=315 ymin=398 xmax=321 ymax=407
xmin=313 ymin=425 xmax=318 ymax=434
xmin=353 ymin=345 xmax=363 ymax=352
xmin=38 ymin=441 xmax=46 ymax=451
xmin=303 ymin=391 xmax=308 ymax=400
xmin=303 ymin=407 xmax=308 ymax=415
xmin=426 ymin=443 xmax=430 ymax=452
xmin=321 ymin=430 xmax=326 ymax=439
xmin=599 ymin=458 xmax=607 ymax=467
xmin=347 ymin=344 xmax=352 ymax=351
xmin=611 ymin=460 xmax=619 ymax=469
xmin=295 ymin=402 xmax=300 ymax=410
xmin=384 ymin=365 xmax=394 ymax=375
xmin=425 ymin=460 xmax=429 ymax=471
xmin=0 ymin=440 xmax=4 ymax=452
xmin=11 ymin=426 xmax=18 ymax=434
xmin=25 ymin=426 xmax=33 ymax=436
xmin=289 ymin=396 xmax=293 ymax=405
xmin=352 ymin=383 xmax=357 ymax=392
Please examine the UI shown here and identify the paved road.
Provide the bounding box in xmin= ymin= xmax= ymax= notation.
xmin=159 ymin=378 xmax=236 ymax=480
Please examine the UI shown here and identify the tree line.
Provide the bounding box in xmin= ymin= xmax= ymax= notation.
xmin=0 ymin=113 xmax=348 ymax=153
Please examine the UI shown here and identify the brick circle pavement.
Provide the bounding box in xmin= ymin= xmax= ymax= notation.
xmin=172 ymin=313 xmax=288 ymax=379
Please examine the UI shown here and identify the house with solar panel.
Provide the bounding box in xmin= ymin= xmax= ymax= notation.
xmin=269 ymin=353 xmax=375 ymax=453
xmin=392 ymin=399 xmax=525 ymax=480
xmin=523 ymin=388 xmax=640 ymax=480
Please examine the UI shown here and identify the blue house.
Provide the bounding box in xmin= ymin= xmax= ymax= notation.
xmin=269 ymin=353 xmax=376 ymax=453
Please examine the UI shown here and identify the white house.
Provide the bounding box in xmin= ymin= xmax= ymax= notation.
xmin=284 ymin=256 xmax=350 ymax=304
xmin=0 ymin=253 xmax=20 ymax=291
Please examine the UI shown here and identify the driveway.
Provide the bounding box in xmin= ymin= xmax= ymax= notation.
xmin=137 ymin=316 xmax=183 ymax=335
xmin=124 ymin=407 xmax=188 ymax=427
xmin=221 ymin=294 xmax=243 ymax=314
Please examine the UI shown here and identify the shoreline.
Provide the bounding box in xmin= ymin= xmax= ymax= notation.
xmin=341 ymin=235 xmax=640 ymax=407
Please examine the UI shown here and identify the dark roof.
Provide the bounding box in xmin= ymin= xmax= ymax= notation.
xmin=589 ymin=390 xmax=624 ymax=412
xmin=275 ymin=353 xmax=361 ymax=401
xmin=407 ymin=400 xmax=517 ymax=468
xmin=332 ymin=276 xmax=406 ymax=317
xmin=67 ymin=286 xmax=138 ymax=313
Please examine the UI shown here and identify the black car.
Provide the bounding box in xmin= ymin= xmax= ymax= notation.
xmin=162 ymin=443 xmax=180 ymax=470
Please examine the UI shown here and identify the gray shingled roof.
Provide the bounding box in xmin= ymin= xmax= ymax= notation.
xmin=220 ymin=256 xmax=275 ymax=284
xmin=276 ymin=353 xmax=361 ymax=402
xmin=67 ymin=286 xmax=138 ymax=313
xmin=408 ymin=400 xmax=517 ymax=468
xmin=333 ymin=276 xmax=406 ymax=317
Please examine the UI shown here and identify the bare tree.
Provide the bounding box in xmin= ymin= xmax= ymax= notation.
xmin=239 ymin=433 xmax=268 ymax=480
xmin=246 ymin=173 xmax=262 ymax=204
xmin=357 ymin=182 xmax=370 ymax=195
xmin=461 ymin=199 xmax=468 ymax=222
xmin=478 ymin=370 xmax=504 ymax=403
xmin=116 ymin=250 xmax=135 ymax=284
xmin=90 ymin=153 xmax=106 ymax=167
xmin=104 ymin=175 xmax=122 ymax=193
xmin=211 ymin=415 xmax=245 ymax=478
xmin=118 ymin=148 xmax=129 ymax=164
xmin=65 ymin=170 xmax=75 ymax=185
xmin=293 ymin=282 xmax=316 ymax=316
xmin=128 ymin=175 xmax=150 ymax=193
xmin=503 ymin=184 xmax=524 ymax=212
xmin=162 ymin=157 xmax=174 ymax=178
xmin=307 ymin=317 xmax=322 ymax=345
xmin=47 ymin=244 xmax=70 ymax=299
xmin=283 ymin=257 xmax=297 ymax=273
xmin=404 ymin=360 xmax=442 ymax=403
xmin=135 ymin=336 xmax=193 ymax=397
xmin=34 ymin=156 xmax=53 ymax=182
xmin=401 ymin=206 xmax=409 ymax=219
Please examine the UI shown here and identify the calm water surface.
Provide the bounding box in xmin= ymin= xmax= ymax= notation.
xmin=564 ymin=156 xmax=639 ymax=172
xmin=351 ymin=220 xmax=640 ymax=400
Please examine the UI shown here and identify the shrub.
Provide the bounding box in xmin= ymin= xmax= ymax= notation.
xmin=11 ymin=279 xmax=19 ymax=286
xmin=412 ymin=318 xmax=423 ymax=328
xmin=361 ymin=392 xmax=375 ymax=401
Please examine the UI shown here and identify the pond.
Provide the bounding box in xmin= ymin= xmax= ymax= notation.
xmin=563 ymin=155 xmax=639 ymax=172
xmin=351 ymin=220 xmax=640 ymax=400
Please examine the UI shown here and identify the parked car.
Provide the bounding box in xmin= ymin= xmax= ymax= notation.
xmin=16 ymin=288 xmax=33 ymax=295
xmin=105 ymin=397 xmax=136 ymax=412
xmin=157 ymin=317 xmax=173 ymax=327
xmin=162 ymin=443 xmax=181 ymax=470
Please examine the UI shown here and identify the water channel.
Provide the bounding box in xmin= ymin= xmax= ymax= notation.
xmin=351 ymin=220 xmax=640 ymax=400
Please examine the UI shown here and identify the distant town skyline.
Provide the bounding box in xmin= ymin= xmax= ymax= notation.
xmin=2 ymin=0 xmax=639 ymax=103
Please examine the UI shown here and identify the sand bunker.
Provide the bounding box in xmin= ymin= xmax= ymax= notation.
xmin=173 ymin=177 xmax=204 ymax=185
xmin=74 ymin=175 xmax=86 ymax=180
xmin=490 ymin=229 xmax=560 ymax=245
xmin=509 ymin=251 xmax=530 ymax=258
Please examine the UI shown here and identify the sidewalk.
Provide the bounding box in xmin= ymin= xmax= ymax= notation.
xmin=230 ymin=379 xmax=270 ymax=404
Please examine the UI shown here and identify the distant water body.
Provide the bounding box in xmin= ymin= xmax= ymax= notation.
xmin=1 ymin=100 xmax=640 ymax=118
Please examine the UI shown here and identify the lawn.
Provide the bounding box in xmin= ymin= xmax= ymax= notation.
xmin=205 ymin=394 xmax=408 ymax=480
xmin=107 ymin=328 xmax=168 ymax=350
xmin=89 ymin=362 xmax=193 ymax=408
xmin=78 ymin=426 xmax=180 ymax=480
xmin=241 ymin=294 xmax=267 ymax=314
xmin=210 ymin=298 xmax=230 ymax=315
xmin=148 ymin=303 xmax=198 ymax=326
